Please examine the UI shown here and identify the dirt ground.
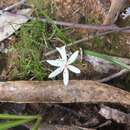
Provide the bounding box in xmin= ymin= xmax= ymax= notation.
xmin=0 ymin=0 xmax=17 ymax=9
xmin=0 ymin=0 xmax=130 ymax=130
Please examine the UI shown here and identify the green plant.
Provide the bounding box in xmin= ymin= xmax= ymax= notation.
xmin=42 ymin=11 xmax=72 ymax=44
xmin=29 ymin=0 xmax=55 ymax=17
xmin=11 ymin=20 xmax=48 ymax=80
xmin=85 ymin=50 xmax=130 ymax=70
xmin=10 ymin=7 xmax=73 ymax=80
xmin=92 ymin=36 xmax=104 ymax=48
xmin=0 ymin=114 xmax=42 ymax=130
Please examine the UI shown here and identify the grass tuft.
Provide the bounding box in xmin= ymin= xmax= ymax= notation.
xmin=10 ymin=20 xmax=48 ymax=80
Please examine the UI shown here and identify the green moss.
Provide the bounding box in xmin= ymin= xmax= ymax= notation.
xmin=10 ymin=20 xmax=48 ymax=80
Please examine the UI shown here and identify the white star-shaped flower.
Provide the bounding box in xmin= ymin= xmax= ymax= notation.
xmin=122 ymin=7 xmax=130 ymax=19
xmin=47 ymin=46 xmax=80 ymax=87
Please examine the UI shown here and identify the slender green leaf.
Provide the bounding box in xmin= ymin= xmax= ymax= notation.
xmin=32 ymin=116 xmax=42 ymax=130
xmin=0 ymin=119 xmax=32 ymax=130
xmin=0 ymin=114 xmax=38 ymax=120
xmin=84 ymin=50 xmax=130 ymax=70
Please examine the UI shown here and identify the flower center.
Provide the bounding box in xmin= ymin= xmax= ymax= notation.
xmin=64 ymin=63 xmax=68 ymax=68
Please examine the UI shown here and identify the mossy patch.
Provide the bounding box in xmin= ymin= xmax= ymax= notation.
xmin=9 ymin=20 xmax=48 ymax=80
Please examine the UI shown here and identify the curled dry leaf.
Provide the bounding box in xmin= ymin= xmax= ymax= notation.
xmin=0 ymin=8 xmax=32 ymax=42
xmin=99 ymin=105 xmax=130 ymax=125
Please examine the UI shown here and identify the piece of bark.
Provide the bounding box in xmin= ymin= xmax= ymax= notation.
xmin=99 ymin=105 xmax=130 ymax=125
xmin=0 ymin=80 xmax=129 ymax=105
xmin=103 ymin=0 xmax=129 ymax=25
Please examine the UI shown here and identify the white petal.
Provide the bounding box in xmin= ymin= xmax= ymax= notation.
xmin=56 ymin=46 xmax=67 ymax=62
xmin=47 ymin=59 xmax=64 ymax=67
xmin=68 ymin=51 xmax=79 ymax=64
xmin=49 ymin=67 xmax=63 ymax=78
xmin=63 ymin=68 xmax=69 ymax=87
xmin=68 ymin=65 xmax=80 ymax=74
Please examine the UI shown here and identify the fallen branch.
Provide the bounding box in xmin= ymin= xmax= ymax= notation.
xmin=38 ymin=17 xmax=130 ymax=33
xmin=0 ymin=80 xmax=129 ymax=105
xmin=27 ymin=124 xmax=95 ymax=130
xmin=39 ymin=18 xmax=118 ymax=31
xmin=2 ymin=11 xmax=130 ymax=33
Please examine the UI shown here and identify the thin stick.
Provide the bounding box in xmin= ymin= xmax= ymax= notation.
xmin=45 ymin=27 xmax=130 ymax=57
xmin=3 ymin=0 xmax=26 ymax=11
xmin=39 ymin=18 xmax=118 ymax=31
xmin=3 ymin=1 xmax=130 ymax=34
xmin=38 ymin=17 xmax=130 ymax=33
xmin=98 ymin=69 xmax=128 ymax=83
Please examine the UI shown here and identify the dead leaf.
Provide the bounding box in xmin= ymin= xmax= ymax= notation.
xmin=0 ymin=8 xmax=32 ymax=42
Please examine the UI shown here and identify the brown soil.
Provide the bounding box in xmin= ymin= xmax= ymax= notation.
xmin=53 ymin=0 xmax=110 ymax=23
xmin=0 ymin=0 xmax=17 ymax=9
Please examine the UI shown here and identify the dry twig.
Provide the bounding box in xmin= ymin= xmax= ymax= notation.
xmin=45 ymin=27 xmax=130 ymax=57
xmin=98 ymin=69 xmax=128 ymax=83
xmin=39 ymin=18 xmax=130 ymax=33
xmin=3 ymin=0 xmax=26 ymax=11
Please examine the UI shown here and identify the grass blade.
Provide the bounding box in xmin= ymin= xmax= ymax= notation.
xmin=0 ymin=114 xmax=38 ymax=120
xmin=0 ymin=119 xmax=32 ymax=130
xmin=32 ymin=116 xmax=42 ymax=130
xmin=84 ymin=50 xmax=130 ymax=70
